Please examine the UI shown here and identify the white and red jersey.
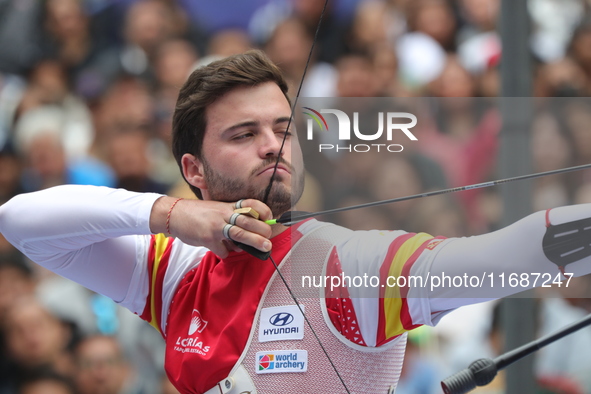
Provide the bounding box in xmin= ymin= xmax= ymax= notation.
xmin=134 ymin=219 xmax=447 ymax=392
xmin=3 ymin=186 xmax=591 ymax=393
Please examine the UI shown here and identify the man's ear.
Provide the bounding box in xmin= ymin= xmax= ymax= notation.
xmin=181 ymin=153 xmax=207 ymax=190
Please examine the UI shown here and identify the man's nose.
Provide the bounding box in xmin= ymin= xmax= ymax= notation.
xmin=259 ymin=130 xmax=283 ymax=158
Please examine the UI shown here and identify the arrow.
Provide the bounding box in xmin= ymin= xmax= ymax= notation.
xmin=265 ymin=163 xmax=591 ymax=226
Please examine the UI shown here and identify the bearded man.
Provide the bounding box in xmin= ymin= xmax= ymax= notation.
xmin=2 ymin=50 xmax=591 ymax=394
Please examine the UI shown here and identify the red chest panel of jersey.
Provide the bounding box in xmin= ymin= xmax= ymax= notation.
xmin=163 ymin=229 xmax=293 ymax=394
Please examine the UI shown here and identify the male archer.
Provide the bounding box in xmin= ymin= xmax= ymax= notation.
xmin=2 ymin=50 xmax=591 ymax=394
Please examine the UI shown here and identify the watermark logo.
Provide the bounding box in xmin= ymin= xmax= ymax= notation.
xmin=304 ymin=107 xmax=418 ymax=153
xmin=303 ymin=107 xmax=328 ymax=132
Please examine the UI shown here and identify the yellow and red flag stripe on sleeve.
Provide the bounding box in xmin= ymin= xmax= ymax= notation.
xmin=140 ymin=233 xmax=174 ymax=336
xmin=377 ymin=233 xmax=446 ymax=345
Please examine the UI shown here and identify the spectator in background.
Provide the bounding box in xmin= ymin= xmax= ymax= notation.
xmin=396 ymin=0 xmax=450 ymax=91
xmin=369 ymin=43 xmax=402 ymax=97
xmin=18 ymin=130 xmax=113 ymax=191
xmin=43 ymin=0 xmax=94 ymax=68
xmin=0 ymin=145 xmax=24 ymax=205
xmin=335 ymin=52 xmax=380 ymax=97
xmin=207 ymin=29 xmax=252 ymax=59
xmin=353 ymin=151 xmax=447 ymax=233
xmin=457 ymin=0 xmax=499 ymax=41
xmin=160 ymin=374 xmax=180 ymax=394
xmin=530 ymin=109 xmax=576 ymax=211
xmin=410 ymin=194 xmax=468 ymax=238
xmin=74 ymin=335 xmax=147 ymax=394
xmin=487 ymin=298 xmax=591 ymax=393
xmin=455 ymin=0 xmax=503 ymax=101
xmin=0 ymin=252 xmax=36 ymax=393
xmin=91 ymin=76 xmax=155 ymax=161
xmin=15 ymin=60 xmax=95 ymax=161
xmin=332 ymin=192 xmax=393 ymax=231
xmin=1 ymin=297 xmax=76 ymax=393
xmin=347 ymin=1 xmax=391 ymax=54
xmin=17 ymin=369 xmax=77 ymax=394
xmin=293 ymin=0 xmax=352 ymax=63
xmin=153 ymin=39 xmax=197 ymax=119
xmin=154 ymin=39 xmax=199 ymax=96
xmin=18 ymin=131 xmax=70 ymax=191
xmin=575 ymin=182 xmax=591 ymax=205
xmin=120 ymin=0 xmax=191 ymax=81
xmin=419 ymin=56 xmax=500 ymax=232
xmin=265 ymin=17 xmax=336 ymax=97
xmin=106 ymin=127 xmax=169 ymax=194
xmin=384 ymin=0 xmax=412 ymax=39
xmin=395 ymin=328 xmax=445 ymax=394
xmin=0 ymin=234 xmax=14 ymax=256
xmin=563 ymin=100 xmax=591 ymax=178
xmin=0 ymin=0 xmax=44 ymax=75
xmin=35 ymin=254 xmax=165 ymax=394
xmin=18 ymin=60 xmax=70 ymax=112
xmin=0 ymin=252 xmax=35 ymax=321
xmin=0 ymin=72 xmax=26 ymax=151
xmin=529 ymin=0 xmax=585 ymax=63
xmin=368 ymin=155 xmax=425 ymax=232
xmin=407 ymin=0 xmax=457 ymax=52
xmin=41 ymin=0 xmax=121 ymax=101
xmin=154 ymin=0 xmax=208 ymax=53
xmin=426 ymin=54 xmax=475 ymax=99
xmin=568 ymin=17 xmax=591 ymax=94
xmin=123 ymin=0 xmax=172 ymax=57
xmin=250 ymin=0 xmax=350 ymax=64
xmin=152 ymin=39 xmax=199 ymax=186
xmin=456 ymin=0 xmax=501 ymax=76
xmin=13 ymin=107 xmax=114 ymax=191
xmin=535 ymin=57 xmax=589 ymax=97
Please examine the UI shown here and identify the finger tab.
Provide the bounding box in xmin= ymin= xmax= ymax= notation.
xmin=233 ymin=207 xmax=260 ymax=220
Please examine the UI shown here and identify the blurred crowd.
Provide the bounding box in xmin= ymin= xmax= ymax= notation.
xmin=2 ymin=0 xmax=591 ymax=393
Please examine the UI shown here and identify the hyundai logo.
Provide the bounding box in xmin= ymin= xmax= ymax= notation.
xmin=269 ymin=312 xmax=294 ymax=326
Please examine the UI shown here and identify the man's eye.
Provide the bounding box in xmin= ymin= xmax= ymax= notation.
xmin=233 ymin=133 xmax=253 ymax=140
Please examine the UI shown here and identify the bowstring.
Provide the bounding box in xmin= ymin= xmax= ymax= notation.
xmin=261 ymin=1 xmax=351 ymax=392
xmin=269 ymin=256 xmax=351 ymax=394
xmin=261 ymin=0 xmax=329 ymax=205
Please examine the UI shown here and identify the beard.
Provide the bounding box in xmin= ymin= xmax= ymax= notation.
xmin=203 ymin=156 xmax=305 ymax=218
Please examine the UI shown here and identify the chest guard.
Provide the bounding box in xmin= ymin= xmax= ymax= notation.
xmin=208 ymin=223 xmax=407 ymax=394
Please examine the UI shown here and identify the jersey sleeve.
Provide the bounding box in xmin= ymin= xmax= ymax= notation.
xmin=329 ymin=203 xmax=591 ymax=348
xmin=326 ymin=230 xmax=446 ymax=347
xmin=0 ymin=185 xmax=161 ymax=302
xmin=0 ymin=185 xmax=207 ymax=337
xmin=130 ymin=233 xmax=208 ymax=337
xmin=426 ymin=204 xmax=591 ymax=322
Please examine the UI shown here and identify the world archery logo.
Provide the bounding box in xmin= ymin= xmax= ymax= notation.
xmin=255 ymin=350 xmax=308 ymax=374
xmin=303 ymin=106 xmax=418 ymax=153
xmin=258 ymin=354 xmax=275 ymax=371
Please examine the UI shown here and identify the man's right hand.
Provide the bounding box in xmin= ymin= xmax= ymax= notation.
xmin=149 ymin=197 xmax=273 ymax=258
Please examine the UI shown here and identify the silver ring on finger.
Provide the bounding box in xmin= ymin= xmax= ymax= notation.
xmin=223 ymin=224 xmax=234 ymax=240
xmin=235 ymin=199 xmax=244 ymax=209
xmin=229 ymin=213 xmax=241 ymax=226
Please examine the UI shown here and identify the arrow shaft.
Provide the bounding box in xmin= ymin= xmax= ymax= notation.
xmin=278 ymin=163 xmax=591 ymax=225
